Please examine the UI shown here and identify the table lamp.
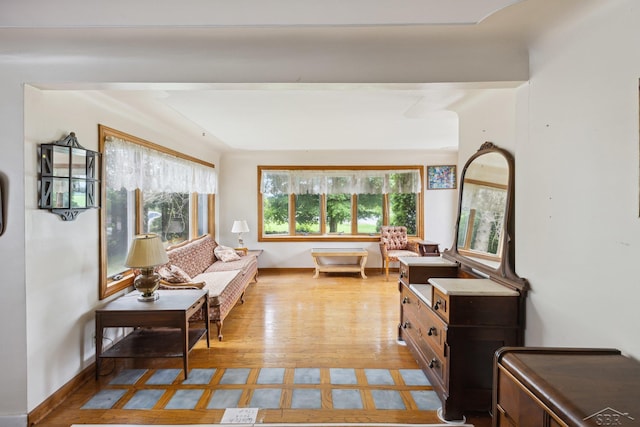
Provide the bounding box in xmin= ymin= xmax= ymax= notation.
xmin=124 ymin=233 xmax=169 ymax=301
xmin=231 ymin=220 xmax=249 ymax=248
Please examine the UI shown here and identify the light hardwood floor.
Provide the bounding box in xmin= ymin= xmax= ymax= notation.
xmin=34 ymin=269 xmax=491 ymax=426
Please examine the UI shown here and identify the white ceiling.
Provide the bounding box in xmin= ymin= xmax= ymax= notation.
xmin=9 ymin=0 xmax=597 ymax=152
xmin=83 ymin=82 xmax=521 ymax=152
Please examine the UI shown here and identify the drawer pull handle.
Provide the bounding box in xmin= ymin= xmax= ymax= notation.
xmin=434 ymin=299 xmax=443 ymax=310
xmin=400 ymin=271 xmax=406 ymax=278
xmin=402 ymin=297 xmax=409 ymax=304
xmin=428 ymin=358 xmax=438 ymax=369
xmin=427 ymin=327 xmax=436 ymax=336
xmin=402 ymin=321 xmax=411 ymax=329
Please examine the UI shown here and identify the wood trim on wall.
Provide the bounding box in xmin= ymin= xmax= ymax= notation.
xmin=98 ymin=125 xmax=215 ymax=169
xmin=98 ymin=124 xmax=217 ymax=300
xmin=27 ymin=364 xmax=95 ymax=427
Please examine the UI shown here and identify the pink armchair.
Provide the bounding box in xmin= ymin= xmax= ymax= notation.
xmin=379 ymin=226 xmax=420 ymax=280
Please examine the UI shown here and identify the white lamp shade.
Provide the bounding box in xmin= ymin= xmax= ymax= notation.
xmin=231 ymin=220 xmax=250 ymax=233
xmin=124 ymin=233 xmax=169 ymax=268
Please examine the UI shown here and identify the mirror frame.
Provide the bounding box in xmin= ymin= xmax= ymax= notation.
xmin=443 ymin=142 xmax=527 ymax=293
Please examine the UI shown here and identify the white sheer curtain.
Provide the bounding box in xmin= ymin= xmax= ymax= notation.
xmin=105 ymin=136 xmax=217 ymax=194
xmin=260 ymin=169 xmax=421 ymax=195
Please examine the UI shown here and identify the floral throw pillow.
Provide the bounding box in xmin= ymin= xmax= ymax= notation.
xmin=214 ymin=245 xmax=241 ymax=262
xmin=157 ymin=265 xmax=192 ymax=283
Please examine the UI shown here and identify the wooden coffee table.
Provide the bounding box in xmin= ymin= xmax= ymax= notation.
xmin=95 ymin=289 xmax=209 ymax=379
xmin=311 ymin=247 xmax=368 ymax=279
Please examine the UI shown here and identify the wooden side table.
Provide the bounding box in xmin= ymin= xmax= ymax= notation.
xmin=95 ymin=289 xmax=209 ymax=379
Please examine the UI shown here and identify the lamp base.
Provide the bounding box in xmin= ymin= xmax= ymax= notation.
xmin=137 ymin=292 xmax=160 ymax=302
xmin=134 ymin=271 xmax=161 ymax=302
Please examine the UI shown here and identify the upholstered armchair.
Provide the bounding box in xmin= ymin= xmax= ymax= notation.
xmin=379 ymin=226 xmax=420 ymax=280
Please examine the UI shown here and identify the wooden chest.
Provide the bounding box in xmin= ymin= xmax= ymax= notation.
xmin=494 ymin=347 xmax=640 ymax=426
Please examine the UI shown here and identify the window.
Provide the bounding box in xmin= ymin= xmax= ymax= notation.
xmin=258 ymin=166 xmax=423 ymax=241
xmin=99 ymin=125 xmax=217 ymax=299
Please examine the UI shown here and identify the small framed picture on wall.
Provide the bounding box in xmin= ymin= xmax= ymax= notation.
xmin=427 ymin=165 xmax=457 ymax=190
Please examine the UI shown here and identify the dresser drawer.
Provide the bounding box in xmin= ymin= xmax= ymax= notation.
xmin=400 ymin=284 xmax=421 ymax=318
xmin=416 ymin=334 xmax=447 ymax=387
xmin=402 ymin=308 xmax=447 ymax=358
xmin=432 ymin=287 xmax=450 ymax=322
xmin=403 ymin=321 xmax=448 ymax=390
xmin=496 ymin=365 xmax=551 ymax=426
xmin=401 ymin=286 xmax=447 ymax=350
xmin=420 ymin=306 xmax=447 ymax=356
xmin=399 ymin=262 xmax=410 ymax=284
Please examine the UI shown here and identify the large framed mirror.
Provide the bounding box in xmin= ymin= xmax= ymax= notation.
xmin=443 ymin=142 xmax=526 ymax=289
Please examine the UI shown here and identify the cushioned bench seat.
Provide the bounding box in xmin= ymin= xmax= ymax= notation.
xmin=159 ymin=235 xmax=258 ymax=340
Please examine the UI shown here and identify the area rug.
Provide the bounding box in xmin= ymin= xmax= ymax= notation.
xmin=84 ymin=367 xmax=442 ymax=411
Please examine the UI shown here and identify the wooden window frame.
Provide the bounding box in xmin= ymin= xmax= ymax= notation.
xmin=98 ymin=125 xmax=216 ymax=300
xmin=258 ymin=165 xmax=424 ymax=242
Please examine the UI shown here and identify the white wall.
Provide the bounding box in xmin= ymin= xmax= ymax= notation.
xmin=516 ymin=1 xmax=640 ymax=357
xmin=218 ymin=150 xmax=458 ymax=270
xmin=23 ymin=87 xmax=221 ymax=413
xmin=455 ymin=90 xmax=518 ymax=167
xmin=453 ymin=0 xmax=640 ymax=361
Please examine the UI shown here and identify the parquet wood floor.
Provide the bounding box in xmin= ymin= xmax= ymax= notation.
xmin=33 ymin=269 xmax=491 ymax=426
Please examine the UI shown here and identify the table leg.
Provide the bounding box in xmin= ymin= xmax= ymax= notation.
xmin=182 ymin=318 xmax=189 ymax=379
xmin=312 ymin=255 xmax=320 ymax=278
xmin=95 ymin=315 xmax=103 ymax=379
xmin=203 ymin=296 xmax=210 ymax=348
xmin=360 ymin=255 xmax=368 ymax=279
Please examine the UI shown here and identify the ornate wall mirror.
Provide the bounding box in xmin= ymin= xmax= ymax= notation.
xmin=38 ymin=132 xmax=101 ymax=221
xmin=444 ymin=142 xmax=524 ymax=287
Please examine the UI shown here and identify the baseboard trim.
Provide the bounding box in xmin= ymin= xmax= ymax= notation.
xmin=27 ymin=363 xmax=95 ymax=426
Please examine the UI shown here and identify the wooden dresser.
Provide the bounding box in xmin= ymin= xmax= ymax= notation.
xmin=398 ymin=257 xmax=523 ymax=421
xmin=402 ymin=142 xmax=529 ymax=421
xmin=494 ymin=347 xmax=640 ymax=427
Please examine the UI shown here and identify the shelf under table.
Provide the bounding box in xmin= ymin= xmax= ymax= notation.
xmin=100 ymin=327 xmax=208 ymax=359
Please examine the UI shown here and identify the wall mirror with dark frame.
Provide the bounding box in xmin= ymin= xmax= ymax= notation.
xmin=443 ymin=141 xmax=527 ymax=289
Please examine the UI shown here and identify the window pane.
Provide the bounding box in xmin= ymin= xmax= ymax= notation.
xmin=143 ymin=192 xmax=190 ymax=245
xmin=356 ymin=194 xmax=383 ymax=234
xmin=197 ymin=194 xmax=209 ymax=236
xmin=326 ymin=194 xmax=351 ymax=234
xmin=263 ymin=194 xmax=289 ymax=235
xmin=389 ymin=193 xmax=417 ymax=235
xmin=295 ymin=194 xmax=320 ymax=234
xmin=106 ymin=187 xmax=134 ymax=278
